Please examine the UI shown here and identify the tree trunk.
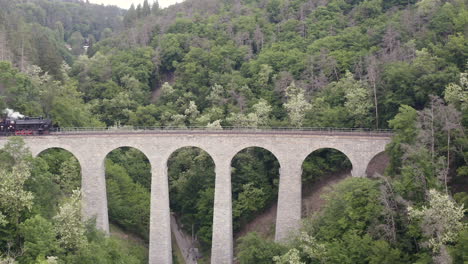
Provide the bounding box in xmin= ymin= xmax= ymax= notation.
xmin=373 ymin=82 xmax=379 ymax=129
xmin=431 ymin=102 xmax=435 ymax=163
xmin=20 ymin=36 xmax=24 ymax=72
xmin=446 ymin=130 xmax=450 ymax=194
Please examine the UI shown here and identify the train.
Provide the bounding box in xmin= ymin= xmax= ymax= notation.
xmin=0 ymin=116 xmax=54 ymax=136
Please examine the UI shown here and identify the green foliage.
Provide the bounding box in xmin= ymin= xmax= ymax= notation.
xmin=305 ymin=71 xmax=374 ymax=128
xmin=453 ymin=192 xmax=468 ymax=213
xmin=168 ymin=147 xmax=215 ymax=248
xmin=60 ymin=224 xmax=145 ymax=264
xmin=302 ymin=149 xmax=352 ymax=183
xmin=450 ymin=229 xmax=468 ymax=263
xmin=18 ymin=215 xmax=59 ymax=263
xmin=0 ymin=163 xmax=34 ymax=249
xmin=26 ymin=158 xmax=61 ymax=219
xmin=106 ymin=148 xmax=151 ymax=189
xmin=408 ymin=189 xmax=466 ymax=253
xmin=105 ymin=159 xmax=150 ymax=240
xmin=0 ymin=121 xmax=145 ymax=264
xmin=25 ymin=148 xmax=81 ymax=219
xmin=284 ymin=83 xmax=311 ymax=127
xmin=271 ymin=178 xmax=404 ymax=264
xmin=231 ymin=148 xmax=280 ymax=232
xmin=380 ymin=50 xmax=459 ymax=119
xmin=53 ymin=190 xmax=86 ymax=252
xmin=324 ymin=232 xmax=401 ymax=264
xmin=0 ymin=62 xmax=41 ymax=115
xmin=386 ymin=105 xmax=418 ymax=175
xmin=237 ymin=232 xmax=287 ymax=264
xmin=313 ymin=178 xmax=383 ymax=240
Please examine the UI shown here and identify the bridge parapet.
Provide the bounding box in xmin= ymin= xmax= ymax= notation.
xmin=50 ymin=126 xmax=393 ymax=137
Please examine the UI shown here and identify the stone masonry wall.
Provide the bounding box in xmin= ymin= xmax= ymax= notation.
xmin=0 ymin=132 xmax=390 ymax=264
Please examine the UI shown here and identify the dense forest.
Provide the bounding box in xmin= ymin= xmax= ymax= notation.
xmin=0 ymin=0 xmax=467 ymax=263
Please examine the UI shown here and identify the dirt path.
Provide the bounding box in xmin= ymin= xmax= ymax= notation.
xmin=171 ymin=214 xmax=199 ymax=264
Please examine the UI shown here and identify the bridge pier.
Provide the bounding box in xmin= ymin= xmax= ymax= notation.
xmin=211 ymin=158 xmax=233 ymax=264
xmin=149 ymin=158 xmax=172 ymax=264
xmin=349 ymin=152 xmax=377 ymax=177
xmin=80 ymin=157 xmax=109 ymax=233
xmin=275 ymin=158 xmax=303 ymax=242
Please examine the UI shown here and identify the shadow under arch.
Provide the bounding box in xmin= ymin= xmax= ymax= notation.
xmin=167 ymin=146 xmax=216 ymax=261
xmin=365 ymin=151 xmax=389 ymax=178
xmin=104 ymin=146 xmax=152 ymax=242
xmin=301 ymin=148 xmax=352 ymax=218
xmin=230 ymin=146 xmax=280 ymax=243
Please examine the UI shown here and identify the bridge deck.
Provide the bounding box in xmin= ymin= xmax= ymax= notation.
xmin=37 ymin=127 xmax=393 ymax=138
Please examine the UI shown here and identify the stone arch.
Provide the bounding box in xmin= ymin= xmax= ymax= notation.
xmin=103 ymin=145 xmax=153 ymax=166
xmin=32 ymin=145 xmax=80 ymax=161
xmin=34 ymin=147 xmax=83 ymax=220
xmin=35 ymin=146 xmax=82 ymax=175
xmin=166 ymin=145 xmax=216 ymax=168
xmin=230 ymin=146 xmax=281 ymax=242
xmin=230 ymin=144 xmax=282 ymax=165
xmin=365 ymin=151 xmax=389 ymax=177
xmin=300 ymin=147 xmax=354 ymax=173
xmin=166 ymin=145 xmax=216 ymax=262
xmin=300 ymin=147 xmax=353 ymax=218
xmin=103 ymin=145 xmax=152 ymax=241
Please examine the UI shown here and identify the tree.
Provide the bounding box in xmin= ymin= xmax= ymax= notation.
xmin=314 ymin=178 xmax=382 ymax=240
xmin=343 ymin=72 xmax=373 ymax=127
xmin=124 ymin=4 xmax=137 ymax=27
xmin=386 ymin=105 xmax=418 ymax=175
xmin=18 ymin=215 xmax=59 ymax=263
xmin=142 ymin=0 xmax=151 ymax=17
xmin=167 ymin=147 xmax=215 ymax=248
xmin=53 ymin=190 xmax=86 ymax=252
xmin=151 ymin=1 xmax=159 ymax=14
xmin=227 ymin=99 xmax=272 ymax=127
xmin=99 ymin=28 xmax=112 ymax=40
xmin=54 ymin=21 xmax=64 ymax=42
xmin=58 ymin=157 xmax=81 ymax=196
xmin=408 ymin=189 xmax=466 ymax=262
xmin=284 ymin=82 xmax=311 ymax=127
xmin=105 ymin=159 xmax=151 ymax=239
xmin=444 ymin=69 xmax=468 ymax=111
xmin=273 ymin=248 xmax=303 ymax=264
xmin=68 ymin=31 xmax=84 ymax=56
xmin=418 ymin=96 xmax=462 ymax=193
xmin=237 ymin=232 xmax=286 ymax=264
xmin=0 ymin=138 xmax=34 ymax=240
xmin=0 ymin=162 xmax=34 ymax=228
xmin=366 ymin=55 xmax=381 ymax=128
xmin=0 ymin=137 xmax=32 ymax=167
xmin=274 ymin=232 xmax=327 ymax=263
xmin=233 ymin=183 xmax=268 ymax=227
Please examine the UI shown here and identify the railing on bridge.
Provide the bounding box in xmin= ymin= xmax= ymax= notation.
xmin=52 ymin=126 xmax=393 ymax=137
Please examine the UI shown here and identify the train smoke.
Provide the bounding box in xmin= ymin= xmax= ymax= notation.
xmin=3 ymin=108 xmax=24 ymax=120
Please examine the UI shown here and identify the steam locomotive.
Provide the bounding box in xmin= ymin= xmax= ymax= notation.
xmin=0 ymin=116 xmax=53 ymax=136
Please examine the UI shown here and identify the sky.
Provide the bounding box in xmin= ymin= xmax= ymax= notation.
xmin=88 ymin=0 xmax=181 ymax=9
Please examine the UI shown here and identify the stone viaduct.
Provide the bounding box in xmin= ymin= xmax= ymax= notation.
xmin=0 ymin=129 xmax=391 ymax=264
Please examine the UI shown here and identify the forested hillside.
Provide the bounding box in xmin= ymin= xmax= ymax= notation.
xmin=0 ymin=0 xmax=123 ymax=77
xmin=0 ymin=0 xmax=467 ymax=263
